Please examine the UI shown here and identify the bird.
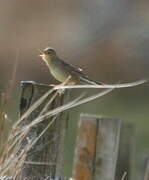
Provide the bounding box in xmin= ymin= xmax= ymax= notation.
xmin=39 ymin=47 xmax=103 ymax=86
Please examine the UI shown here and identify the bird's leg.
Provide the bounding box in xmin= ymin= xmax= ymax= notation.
xmin=58 ymin=76 xmax=73 ymax=94
xmin=48 ymin=81 xmax=69 ymax=87
xmin=51 ymin=76 xmax=72 ymax=94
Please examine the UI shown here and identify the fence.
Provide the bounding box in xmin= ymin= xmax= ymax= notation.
xmin=0 ymin=81 xmax=148 ymax=180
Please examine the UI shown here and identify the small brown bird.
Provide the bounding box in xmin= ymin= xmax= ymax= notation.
xmin=39 ymin=47 xmax=102 ymax=85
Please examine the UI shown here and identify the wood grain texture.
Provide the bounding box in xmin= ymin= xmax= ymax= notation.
xmin=94 ymin=116 xmax=121 ymax=180
xmin=18 ymin=81 xmax=70 ymax=180
xmin=72 ymin=114 xmax=98 ymax=180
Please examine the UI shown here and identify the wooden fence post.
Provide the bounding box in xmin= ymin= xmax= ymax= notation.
xmin=72 ymin=114 xmax=121 ymax=180
xmin=18 ymin=81 xmax=70 ymax=179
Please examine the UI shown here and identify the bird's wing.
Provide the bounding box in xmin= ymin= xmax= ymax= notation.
xmin=60 ymin=59 xmax=83 ymax=73
xmin=59 ymin=58 xmax=101 ymax=85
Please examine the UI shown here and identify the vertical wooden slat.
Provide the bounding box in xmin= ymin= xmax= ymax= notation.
xmin=72 ymin=114 xmax=98 ymax=180
xmin=18 ymin=81 xmax=70 ymax=179
xmin=94 ymin=117 xmax=121 ymax=180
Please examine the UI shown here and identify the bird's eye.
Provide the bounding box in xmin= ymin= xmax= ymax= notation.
xmin=43 ymin=48 xmax=56 ymax=55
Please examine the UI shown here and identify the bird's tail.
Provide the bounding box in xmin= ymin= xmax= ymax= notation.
xmin=80 ymin=76 xmax=103 ymax=85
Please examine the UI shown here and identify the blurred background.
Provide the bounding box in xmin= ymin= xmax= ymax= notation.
xmin=0 ymin=0 xmax=149 ymax=179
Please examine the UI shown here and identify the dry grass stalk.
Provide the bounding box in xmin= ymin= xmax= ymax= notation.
xmin=0 ymin=78 xmax=147 ymax=178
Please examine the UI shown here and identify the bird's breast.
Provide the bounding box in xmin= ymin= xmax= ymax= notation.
xmin=47 ymin=60 xmax=71 ymax=82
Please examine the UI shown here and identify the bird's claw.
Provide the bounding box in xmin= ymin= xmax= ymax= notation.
xmin=48 ymin=84 xmax=65 ymax=95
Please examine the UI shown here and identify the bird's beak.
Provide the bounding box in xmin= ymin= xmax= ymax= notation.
xmin=39 ymin=54 xmax=44 ymax=57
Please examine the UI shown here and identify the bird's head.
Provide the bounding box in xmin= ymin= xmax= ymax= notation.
xmin=39 ymin=47 xmax=57 ymax=62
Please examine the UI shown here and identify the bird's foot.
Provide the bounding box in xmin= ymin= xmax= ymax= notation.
xmin=56 ymin=82 xmax=67 ymax=94
xmin=49 ymin=83 xmax=67 ymax=95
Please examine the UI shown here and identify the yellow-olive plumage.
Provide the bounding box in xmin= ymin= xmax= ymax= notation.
xmin=40 ymin=47 xmax=101 ymax=85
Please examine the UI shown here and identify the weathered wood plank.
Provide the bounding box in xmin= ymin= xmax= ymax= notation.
xmin=72 ymin=114 xmax=121 ymax=180
xmin=94 ymin=116 xmax=121 ymax=180
xmin=18 ymin=81 xmax=70 ymax=180
xmin=72 ymin=114 xmax=98 ymax=180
